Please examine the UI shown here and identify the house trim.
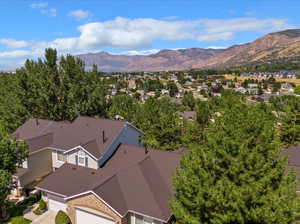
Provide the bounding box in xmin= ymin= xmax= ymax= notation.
xmin=64 ymin=190 xmax=123 ymax=218
xmin=64 ymin=190 xmax=168 ymax=223
xmin=62 ymin=146 xmax=98 ymax=161
xmin=125 ymin=122 xmax=145 ymax=135
xmin=35 ymin=187 xmax=67 ymax=198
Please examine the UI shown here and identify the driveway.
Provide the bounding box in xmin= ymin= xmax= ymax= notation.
xmin=31 ymin=210 xmax=56 ymax=224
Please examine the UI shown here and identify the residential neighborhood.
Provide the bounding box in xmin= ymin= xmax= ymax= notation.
xmin=1 ymin=1 xmax=300 ymax=224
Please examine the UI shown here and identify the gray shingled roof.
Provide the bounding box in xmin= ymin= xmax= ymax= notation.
xmin=37 ymin=144 xmax=183 ymax=222
xmin=12 ymin=116 xmax=126 ymax=159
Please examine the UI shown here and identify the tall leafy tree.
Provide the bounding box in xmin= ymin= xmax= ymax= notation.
xmin=0 ymin=73 xmax=28 ymax=132
xmin=171 ymin=103 xmax=300 ymax=224
xmin=270 ymin=95 xmax=300 ymax=146
xmin=107 ymin=94 xmax=138 ymax=121
xmin=133 ymin=97 xmax=182 ymax=150
xmin=0 ymin=127 xmax=28 ymax=220
xmin=17 ymin=48 xmax=107 ymax=121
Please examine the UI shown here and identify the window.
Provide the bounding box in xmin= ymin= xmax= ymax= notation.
xmin=78 ymin=155 xmax=86 ymax=166
xmin=132 ymin=214 xmax=154 ymax=224
xmin=143 ymin=217 xmax=153 ymax=224
xmin=57 ymin=151 xmax=66 ymax=162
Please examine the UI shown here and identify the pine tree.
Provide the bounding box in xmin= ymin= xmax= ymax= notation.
xmin=171 ymin=103 xmax=300 ymax=224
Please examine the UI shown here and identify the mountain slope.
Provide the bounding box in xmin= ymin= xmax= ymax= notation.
xmin=77 ymin=29 xmax=300 ymax=72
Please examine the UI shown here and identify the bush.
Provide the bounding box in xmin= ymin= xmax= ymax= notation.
xmin=55 ymin=210 xmax=71 ymax=224
xmin=38 ymin=199 xmax=47 ymax=211
xmin=9 ymin=216 xmax=31 ymax=224
xmin=33 ymin=207 xmax=41 ymax=216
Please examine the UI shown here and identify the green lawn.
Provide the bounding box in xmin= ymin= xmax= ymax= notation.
xmin=4 ymin=216 xmax=31 ymax=224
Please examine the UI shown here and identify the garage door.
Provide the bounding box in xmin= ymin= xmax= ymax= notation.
xmin=48 ymin=198 xmax=67 ymax=212
xmin=76 ymin=208 xmax=115 ymax=224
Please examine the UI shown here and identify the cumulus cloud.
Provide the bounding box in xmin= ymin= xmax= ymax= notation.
xmin=0 ymin=16 xmax=295 ymax=70
xmin=30 ymin=2 xmax=57 ymax=17
xmin=47 ymin=16 xmax=293 ymax=51
xmin=68 ymin=10 xmax=92 ymax=21
xmin=0 ymin=39 xmax=31 ymax=49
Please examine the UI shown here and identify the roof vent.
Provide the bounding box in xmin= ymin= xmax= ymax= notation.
xmin=72 ymin=167 xmax=77 ymax=170
xmin=145 ymin=147 xmax=148 ymax=154
xmin=102 ymin=130 xmax=107 ymax=143
xmin=35 ymin=119 xmax=39 ymax=126
xmin=91 ymin=171 xmax=95 ymax=175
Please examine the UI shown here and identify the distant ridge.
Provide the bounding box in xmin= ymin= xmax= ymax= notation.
xmin=77 ymin=29 xmax=300 ymax=72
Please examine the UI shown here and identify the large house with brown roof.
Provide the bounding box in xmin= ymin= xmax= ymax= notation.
xmin=36 ymin=144 xmax=182 ymax=224
xmin=12 ymin=116 xmax=183 ymax=224
xmin=12 ymin=116 xmax=143 ymax=196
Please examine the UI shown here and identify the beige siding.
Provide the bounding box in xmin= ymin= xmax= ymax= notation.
xmin=67 ymin=148 xmax=98 ymax=169
xmin=67 ymin=193 xmax=122 ymax=224
xmin=52 ymin=150 xmax=65 ymax=169
xmin=19 ymin=149 xmax=52 ymax=187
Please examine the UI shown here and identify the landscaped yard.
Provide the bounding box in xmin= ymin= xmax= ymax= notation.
xmin=3 ymin=193 xmax=41 ymax=224
xmin=4 ymin=216 xmax=31 ymax=224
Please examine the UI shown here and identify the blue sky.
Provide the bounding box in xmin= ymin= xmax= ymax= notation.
xmin=0 ymin=0 xmax=299 ymax=70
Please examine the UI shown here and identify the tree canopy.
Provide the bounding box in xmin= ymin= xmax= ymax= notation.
xmin=171 ymin=103 xmax=300 ymax=224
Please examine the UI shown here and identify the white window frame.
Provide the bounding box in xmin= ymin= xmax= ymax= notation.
xmin=57 ymin=151 xmax=66 ymax=162
xmin=132 ymin=213 xmax=154 ymax=224
xmin=78 ymin=155 xmax=86 ymax=166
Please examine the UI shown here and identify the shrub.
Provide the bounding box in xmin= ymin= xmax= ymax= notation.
xmin=9 ymin=216 xmax=31 ymax=224
xmin=55 ymin=210 xmax=71 ymax=224
xmin=38 ymin=199 xmax=47 ymax=211
xmin=33 ymin=207 xmax=41 ymax=215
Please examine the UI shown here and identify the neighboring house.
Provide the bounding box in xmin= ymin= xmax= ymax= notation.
xmin=177 ymin=111 xmax=196 ymax=121
xmin=36 ymin=144 xmax=183 ymax=224
xmin=12 ymin=116 xmax=143 ymax=196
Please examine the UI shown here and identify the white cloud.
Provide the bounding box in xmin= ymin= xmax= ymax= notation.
xmin=110 ymin=49 xmax=161 ymax=56
xmin=68 ymin=10 xmax=92 ymax=21
xmin=0 ymin=16 xmax=295 ymax=70
xmin=0 ymin=39 xmax=31 ymax=49
xmin=207 ymin=46 xmax=228 ymax=49
xmin=30 ymin=2 xmax=48 ymax=9
xmin=30 ymin=2 xmax=57 ymax=17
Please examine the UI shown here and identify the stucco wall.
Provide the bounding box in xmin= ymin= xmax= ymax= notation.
xmin=66 ymin=193 xmax=123 ymax=224
xmin=19 ymin=149 xmax=52 ymax=187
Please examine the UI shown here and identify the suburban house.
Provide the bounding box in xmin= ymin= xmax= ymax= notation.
xmin=12 ymin=116 xmax=144 ymax=196
xmin=36 ymin=144 xmax=182 ymax=224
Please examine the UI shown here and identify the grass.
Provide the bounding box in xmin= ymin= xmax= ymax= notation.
xmin=224 ymin=74 xmax=300 ymax=85
xmin=2 ymin=193 xmax=41 ymax=224
xmin=4 ymin=216 xmax=31 ymax=224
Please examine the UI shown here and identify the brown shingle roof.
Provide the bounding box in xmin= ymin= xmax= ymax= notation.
xmin=13 ymin=116 xmax=126 ymax=158
xmin=37 ymin=144 xmax=183 ymax=222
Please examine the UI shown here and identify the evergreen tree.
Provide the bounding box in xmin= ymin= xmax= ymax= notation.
xmin=171 ymin=103 xmax=300 ymax=224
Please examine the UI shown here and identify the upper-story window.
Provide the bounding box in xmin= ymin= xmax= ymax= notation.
xmin=75 ymin=153 xmax=89 ymax=167
xmin=57 ymin=151 xmax=67 ymax=162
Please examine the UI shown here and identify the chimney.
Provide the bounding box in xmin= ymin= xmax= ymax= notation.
xmin=145 ymin=147 xmax=148 ymax=154
xmin=102 ymin=130 xmax=106 ymax=143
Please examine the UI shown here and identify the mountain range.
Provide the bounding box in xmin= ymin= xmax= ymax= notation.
xmin=77 ymin=29 xmax=300 ymax=72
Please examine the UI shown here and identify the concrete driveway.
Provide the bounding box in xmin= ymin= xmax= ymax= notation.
xmin=31 ymin=211 xmax=56 ymax=224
